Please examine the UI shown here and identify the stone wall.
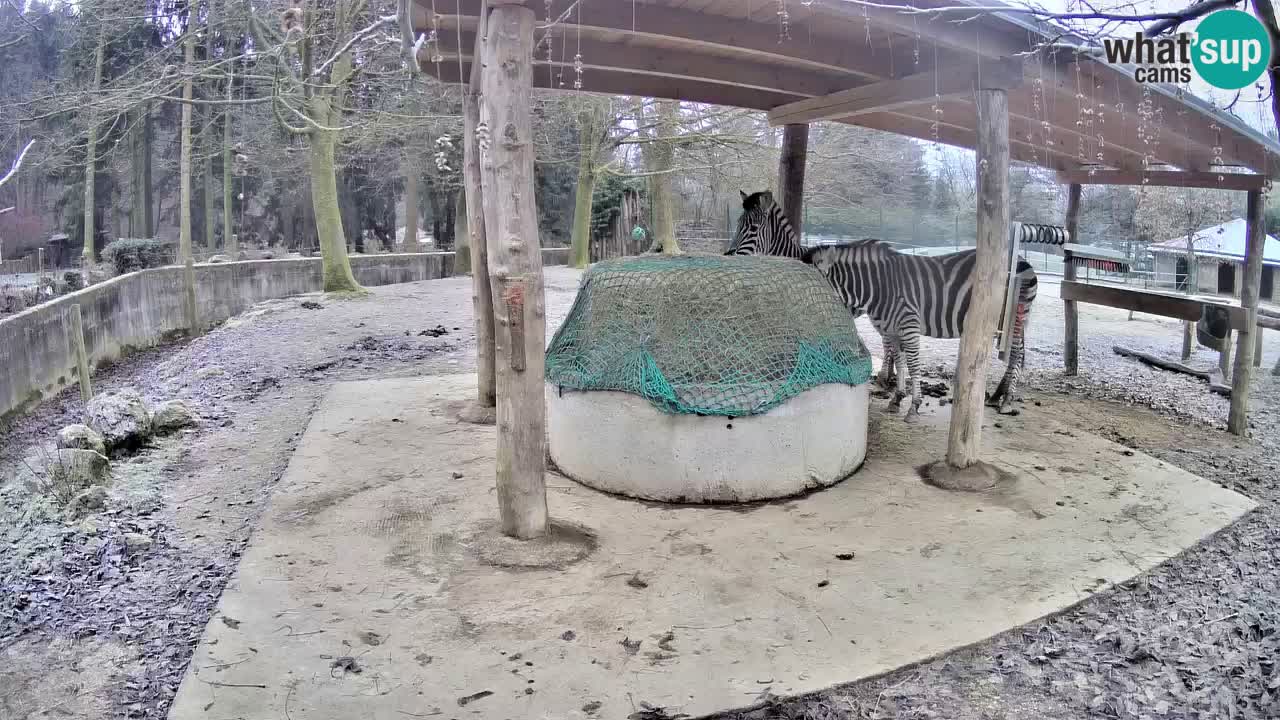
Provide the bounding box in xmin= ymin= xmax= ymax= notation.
xmin=0 ymin=249 xmax=569 ymax=419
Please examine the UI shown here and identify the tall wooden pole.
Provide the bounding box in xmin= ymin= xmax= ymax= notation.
xmin=1062 ymin=183 xmax=1082 ymax=375
xmin=945 ymin=88 xmax=1010 ymax=472
xmin=1228 ymin=189 xmax=1266 ymax=435
xmin=776 ymin=123 xmax=809 ymax=238
xmin=464 ymin=90 xmax=495 ymax=410
xmin=478 ymin=2 xmax=548 ymax=539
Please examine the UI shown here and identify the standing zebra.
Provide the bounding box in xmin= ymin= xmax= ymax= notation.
xmin=726 ymin=190 xmax=1036 ymax=420
xmin=725 ymin=191 xmax=803 ymax=259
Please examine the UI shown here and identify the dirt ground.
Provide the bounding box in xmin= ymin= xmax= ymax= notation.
xmin=2 ymin=267 xmax=1279 ymax=719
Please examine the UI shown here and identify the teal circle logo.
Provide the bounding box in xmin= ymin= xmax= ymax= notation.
xmin=1192 ymin=9 xmax=1272 ymax=90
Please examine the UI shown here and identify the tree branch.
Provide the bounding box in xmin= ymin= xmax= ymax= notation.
xmin=313 ymin=14 xmax=398 ymax=79
xmin=0 ymin=139 xmax=34 ymax=189
xmin=1254 ymin=0 xmax=1280 ymax=136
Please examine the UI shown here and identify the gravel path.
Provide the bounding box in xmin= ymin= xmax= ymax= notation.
xmin=2 ymin=267 xmax=1279 ymax=719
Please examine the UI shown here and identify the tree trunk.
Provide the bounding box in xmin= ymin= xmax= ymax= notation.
xmin=82 ymin=23 xmax=107 ymax=265
xmin=179 ymin=29 xmax=197 ymax=330
xmin=129 ymin=108 xmax=146 ymax=238
xmin=223 ymin=103 xmax=235 ymax=254
xmin=651 ymin=101 xmax=680 ymax=255
xmin=403 ymin=169 xmax=420 ymax=252
xmin=444 ymin=191 xmax=456 ymax=248
xmin=1228 ymin=190 xmax=1266 ymax=434
xmin=308 ymin=124 xmax=361 ymax=292
xmin=478 ymin=4 xmax=547 ymax=539
xmin=143 ymin=105 xmax=154 ymax=237
xmin=568 ymin=157 xmax=596 ymax=267
xmin=179 ymin=29 xmax=195 ymax=266
xmin=455 ymin=187 xmax=471 ymax=273
xmin=776 ymin=123 xmax=808 ymax=237
xmin=945 ymin=88 xmax=1010 ymax=471
xmin=204 ymin=132 xmax=216 ymax=251
xmin=463 ymin=91 xmax=494 ymax=403
xmin=568 ymin=104 xmax=600 ymax=268
xmin=222 ymin=0 xmax=236 ymax=255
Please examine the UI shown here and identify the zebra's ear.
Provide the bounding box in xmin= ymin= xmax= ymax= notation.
xmin=739 ymin=190 xmax=749 ymax=202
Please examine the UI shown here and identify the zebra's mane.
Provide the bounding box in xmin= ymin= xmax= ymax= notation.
xmin=801 ymin=238 xmax=892 ymax=264
xmin=741 ymin=191 xmax=775 ymax=212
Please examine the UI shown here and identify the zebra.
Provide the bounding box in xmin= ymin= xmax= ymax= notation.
xmin=726 ymin=190 xmax=1035 ymax=420
xmin=724 ymin=190 xmax=803 ymax=259
xmin=801 ymin=239 xmax=1037 ymax=420
xmin=726 ymin=190 xmax=904 ymax=389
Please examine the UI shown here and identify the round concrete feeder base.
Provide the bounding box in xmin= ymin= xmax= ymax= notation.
xmin=546 ymin=383 xmax=869 ymax=503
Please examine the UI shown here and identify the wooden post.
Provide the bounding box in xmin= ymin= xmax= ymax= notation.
xmin=1219 ymin=329 xmax=1232 ymax=379
xmin=1256 ymin=329 xmax=1264 ymax=367
xmin=478 ymin=2 xmax=548 ymax=539
xmin=943 ymin=87 xmax=1011 ymax=476
xmin=1228 ymin=189 xmax=1266 ymax=435
xmin=464 ymin=90 xmax=496 ymax=410
xmin=183 ymin=257 xmax=198 ymax=333
xmin=1062 ymin=184 xmax=1082 ymax=375
xmin=776 ymin=123 xmax=809 ymax=238
xmin=67 ymin=304 xmax=92 ymax=406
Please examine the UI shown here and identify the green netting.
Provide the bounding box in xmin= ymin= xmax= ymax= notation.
xmin=545 ymin=254 xmax=873 ymax=417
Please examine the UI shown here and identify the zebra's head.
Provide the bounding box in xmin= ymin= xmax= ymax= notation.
xmin=725 ymin=190 xmax=800 ymax=258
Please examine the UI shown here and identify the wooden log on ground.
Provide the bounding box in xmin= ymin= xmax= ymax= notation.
xmin=1112 ymin=345 xmax=1232 ymax=397
xmin=943 ymin=87 xmax=1009 ymax=475
xmin=776 ymin=124 xmax=808 ymax=237
xmin=1062 ymin=183 xmax=1082 ymax=375
xmin=478 ymin=2 xmax=548 ymax=539
xmin=1229 ymin=189 xmax=1265 ymax=435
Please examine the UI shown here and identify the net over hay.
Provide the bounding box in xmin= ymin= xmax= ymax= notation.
xmin=546 ymin=255 xmax=872 ymax=417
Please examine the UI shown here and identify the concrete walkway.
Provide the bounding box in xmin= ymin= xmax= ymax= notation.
xmin=167 ymin=375 xmax=1253 ymax=720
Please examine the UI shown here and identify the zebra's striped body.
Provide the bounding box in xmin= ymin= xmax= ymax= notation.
xmin=727 ymin=190 xmax=1035 ymax=419
xmin=802 ymin=240 xmax=1036 ymax=419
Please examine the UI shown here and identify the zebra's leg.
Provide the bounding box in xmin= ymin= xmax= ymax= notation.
xmin=876 ymin=329 xmax=897 ymax=390
xmin=990 ymin=304 xmax=1030 ymax=415
xmin=900 ymin=331 xmax=924 ymax=422
xmin=885 ymin=336 xmax=905 ymax=413
xmin=997 ymin=305 xmax=1032 ymax=415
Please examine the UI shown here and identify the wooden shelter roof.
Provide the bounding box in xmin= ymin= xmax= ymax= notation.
xmin=411 ymin=0 xmax=1280 ymax=179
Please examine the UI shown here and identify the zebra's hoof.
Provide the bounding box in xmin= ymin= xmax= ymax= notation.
xmin=997 ymin=404 xmax=1021 ymax=416
xmin=884 ymin=402 xmax=902 ymax=414
xmin=903 ymin=411 xmax=921 ymax=424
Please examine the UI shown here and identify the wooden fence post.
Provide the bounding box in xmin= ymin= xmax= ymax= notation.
xmin=938 ymin=86 xmax=1011 ymax=483
xmin=478 ymin=2 xmax=548 ymax=539
xmin=67 ymin=303 xmax=92 ymax=406
xmin=776 ymin=124 xmax=809 ymax=238
xmin=1228 ymin=189 xmax=1265 ymax=435
xmin=1062 ymin=183 xmax=1082 ymax=375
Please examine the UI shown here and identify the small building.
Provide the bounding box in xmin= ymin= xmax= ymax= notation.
xmin=1149 ymin=219 xmax=1280 ymax=302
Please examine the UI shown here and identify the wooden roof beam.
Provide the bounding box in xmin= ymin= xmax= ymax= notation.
xmin=425 ymin=0 xmax=903 ymax=81
xmin=1056 ymin=169 xmax=1269 ymax=191
xmin=766 ymin=58 xmax=1022 ymax=126
xmin=431 ymin=60 xmax=801 ymax=111
xmin=435 ymin=29 xmax=861 ymax=98
xmin=850 ymin=111 xmax=1078 ymax=171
